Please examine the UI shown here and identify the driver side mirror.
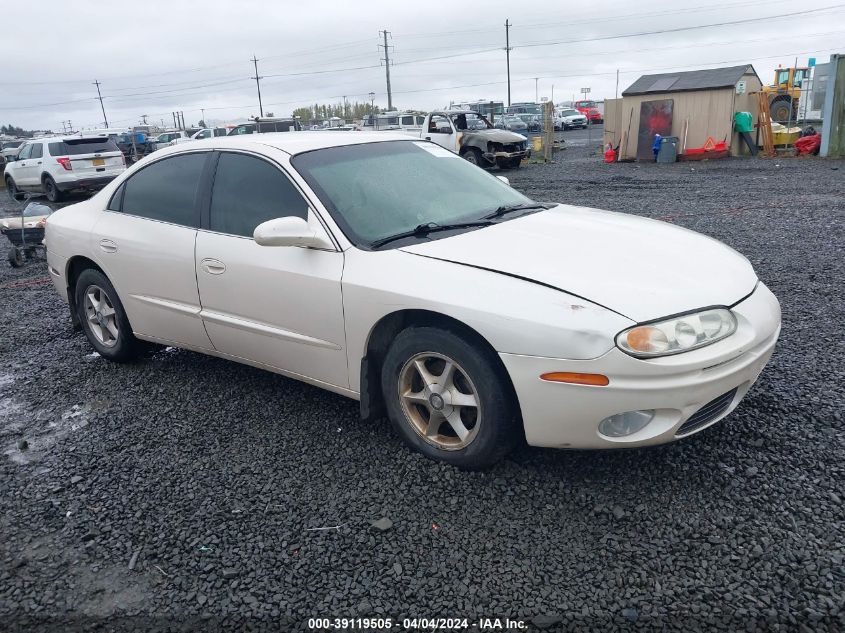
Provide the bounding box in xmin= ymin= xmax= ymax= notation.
xmin=253 ymin=216 xmax=333 ymax=249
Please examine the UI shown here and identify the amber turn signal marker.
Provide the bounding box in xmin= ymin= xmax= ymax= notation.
xmin=540 ymin=372 xmax=609 ymax=386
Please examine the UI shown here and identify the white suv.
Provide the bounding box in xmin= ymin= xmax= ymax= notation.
xmin=4 ymin=136 xmax=126 ymax=202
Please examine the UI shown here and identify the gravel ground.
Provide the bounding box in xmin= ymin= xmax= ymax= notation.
xmin=1 ymin=128 xmax=843 ymax=632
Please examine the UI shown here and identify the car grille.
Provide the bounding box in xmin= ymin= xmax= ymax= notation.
xmin=502 ymin=143 xmax=523 ymax=152
xmin=676 ymin=388 xmax=738 ymax=436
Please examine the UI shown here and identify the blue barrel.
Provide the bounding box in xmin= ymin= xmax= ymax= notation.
xmin=134 ymin=132 xmax=146 ymax=144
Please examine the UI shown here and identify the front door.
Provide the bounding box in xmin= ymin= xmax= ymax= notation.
xmin=195 ymin=151 xmax=348 ymax=389
xmin=13 ymin=143 xmax=39 ymax=188
xmin=92 ymin=151 xmax=213 ymax=349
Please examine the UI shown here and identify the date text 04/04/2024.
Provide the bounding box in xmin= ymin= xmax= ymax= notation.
xmin=306 ymin=617 xmax=528 ymax=630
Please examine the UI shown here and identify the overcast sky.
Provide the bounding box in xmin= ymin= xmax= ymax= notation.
xmin=1 ymin=0 xmax=842 ymax=131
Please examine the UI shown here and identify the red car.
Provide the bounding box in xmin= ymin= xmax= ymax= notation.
xmin=574 ymin=100 xmax=603 ymax=124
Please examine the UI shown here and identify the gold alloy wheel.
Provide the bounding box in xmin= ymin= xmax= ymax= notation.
xmin=398 ymin=352 xmax=481 ymax=450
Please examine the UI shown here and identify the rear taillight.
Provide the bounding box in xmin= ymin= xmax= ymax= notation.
xmin=57 ymin=157 xmax=72 ymax=171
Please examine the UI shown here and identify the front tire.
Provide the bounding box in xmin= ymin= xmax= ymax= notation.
xmin=43 ymin=176 xmax=62 ymax=203
xmin=462 ymin=147 xmax=482 ymax=166
xmin=381 ymin=326 xmax=518 ymax=469
xmin=75 ymin=269 xmax=143 ymax=362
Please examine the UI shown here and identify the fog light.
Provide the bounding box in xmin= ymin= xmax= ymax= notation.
xmin=598 ymin=410 xmax=655 ymax=437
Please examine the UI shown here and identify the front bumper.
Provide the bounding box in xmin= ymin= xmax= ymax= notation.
xmin=501 ymin=282 xmax=781 ymax=448
xmin=482 ymin=149 xmax=531 ymax=163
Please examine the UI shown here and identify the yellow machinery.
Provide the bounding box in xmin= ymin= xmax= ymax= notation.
xmin=762 ymin=66 xmax=811 ymax=123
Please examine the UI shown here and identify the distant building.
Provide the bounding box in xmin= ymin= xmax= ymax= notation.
xmin=604 ymin=64 xmax=763 ymax=160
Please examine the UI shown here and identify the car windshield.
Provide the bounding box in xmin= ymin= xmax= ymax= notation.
xmin=292 ymin=140 xmax=535 ymax=249
xmin=561 ymin=109 xmax=580 ymax=116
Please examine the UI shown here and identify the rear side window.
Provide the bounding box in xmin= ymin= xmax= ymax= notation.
xmin=209 ymin=152 xmax=308 ymax=238
xmin=120 ymin=153 xmax=207 ymax=227
xmin=30 ymin=144 xmax=43 ymax=159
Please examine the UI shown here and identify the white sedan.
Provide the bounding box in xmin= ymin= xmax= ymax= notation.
xmin=44 ymin=133 xmax=780 ymax=469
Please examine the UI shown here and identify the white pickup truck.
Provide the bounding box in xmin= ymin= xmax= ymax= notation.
xmin=414 ymin=110 xmax=531 ymax=169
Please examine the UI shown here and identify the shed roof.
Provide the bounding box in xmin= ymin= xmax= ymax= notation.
xmin=622 ymin=64 xmax=759 ymax=96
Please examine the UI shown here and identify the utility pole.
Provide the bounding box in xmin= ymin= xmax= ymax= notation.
xmin=251 ymin=55 xmax=264 ymax=117
xmin=534 ymin=78 xmax=539 ymax=102
xmin=379 ymin=30 xmax=393 ymax=111
xmin=615 ymin=69 xmax=619 ymax=100
xmin=93 ymin=79 xmax=109 ymax=128
xmin=201 ymin=108 xmax=206 ymax=125
xmin=505 ymin=19 xmax=512 ymax=107
xmin=141 ymin=114 xmax=148 ymax=125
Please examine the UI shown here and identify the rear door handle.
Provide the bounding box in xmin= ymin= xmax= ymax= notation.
xmin=200 ymin=258 xmax=226 ymax=275
xmin=99 ymin=239 xmax=117 ymax=253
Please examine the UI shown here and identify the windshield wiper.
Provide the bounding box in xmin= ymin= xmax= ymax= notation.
xmin=482 ymin=202 xmax=552 ymax=220
xmin=370 ymin=220 xmax=494 ymax=249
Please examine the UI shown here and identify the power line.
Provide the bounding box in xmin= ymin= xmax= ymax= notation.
xmin=515 ymin=3 xmax=845 ymax=49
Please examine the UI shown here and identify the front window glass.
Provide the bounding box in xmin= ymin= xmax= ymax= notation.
xmin=292 ymin=141 xmax=533 ymax=249
xmin=209 ymin=153 xmax=308 ymax=238
xmin=451 ymin=112 xmax=491 ymax=130
xmin=17 ymin=144 xmax=33 ymax=160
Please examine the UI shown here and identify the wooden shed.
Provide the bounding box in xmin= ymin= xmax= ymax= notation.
xmin=604 ymin=64 xmax=762 ymax=160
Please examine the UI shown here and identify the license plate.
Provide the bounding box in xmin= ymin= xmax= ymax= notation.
xmin=92 ymin=158 xmax=105 ymax=166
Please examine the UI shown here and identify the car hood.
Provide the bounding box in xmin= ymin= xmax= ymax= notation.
xmin=464 ymin=128 xmax=527 ymax=142
xmin=399 ymin=205 xmax=757 ymax=322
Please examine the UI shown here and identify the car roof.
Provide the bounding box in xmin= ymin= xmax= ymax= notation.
xmin=152 ymin=131 xmax=415 ymax=157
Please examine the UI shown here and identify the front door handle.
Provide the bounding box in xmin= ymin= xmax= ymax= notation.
xmin=99 ymin=239 xmax=117 ymax=253
xmin=200 ymin=258 xmax=226 ymax=275
xmin=425 ymin=136 xmax=431 ymax=141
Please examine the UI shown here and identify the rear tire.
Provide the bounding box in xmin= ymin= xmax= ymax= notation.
xmin=43 ymin=176 xmax=62 ymax=203
xmin=381 ymin=326 xmax=518 ymax=469
xmin=75 ymin=269 xmax=143 ymax=362
xmin=5 ymin=176 xmax=23 ymax=201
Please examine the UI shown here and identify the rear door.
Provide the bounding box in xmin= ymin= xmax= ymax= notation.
xmin=92 ymin=151 xmax=213 ymax=349
xmin=59 ymin=138 xmax=124 ymax=178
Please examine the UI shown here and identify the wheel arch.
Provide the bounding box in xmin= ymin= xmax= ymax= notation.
xmin=359 ymin=308 xmax=522 ymax=431
xmin=65 ymin=255 xmax=106 ymax=330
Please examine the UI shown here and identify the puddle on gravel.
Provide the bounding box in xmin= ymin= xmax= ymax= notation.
xmin=3 ymin=399 xmax=110 ymax=465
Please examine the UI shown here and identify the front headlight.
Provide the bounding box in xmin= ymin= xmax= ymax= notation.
xmin=616 ymin=308 xmax=737 ymax=358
